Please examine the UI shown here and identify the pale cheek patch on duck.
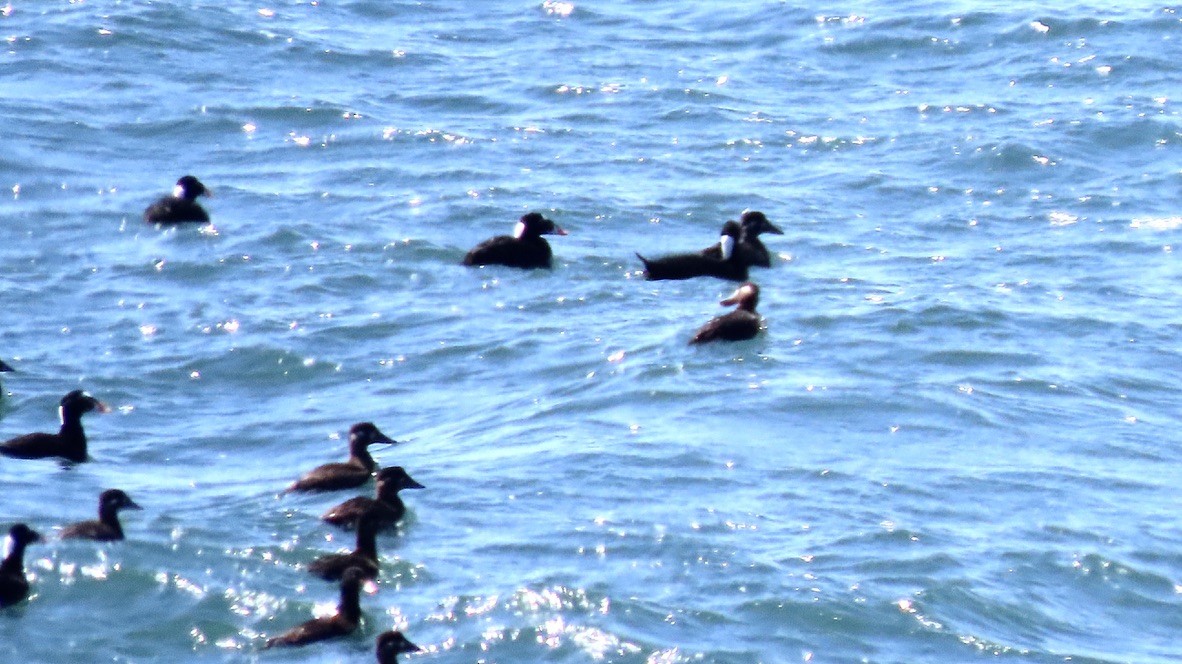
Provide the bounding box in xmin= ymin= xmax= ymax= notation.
xmin=513 ymin=221 xmax=526 ymax=239
xmin=719 ymin=235 xmax=735 ymax=260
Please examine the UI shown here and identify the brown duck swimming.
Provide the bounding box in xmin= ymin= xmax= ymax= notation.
xmin=287 ymin=423 xmax=398 ymax=493
xmin=322 ymin=466 xmax=424 ymax=530
xmin=690 ymin=282 xmax=763 ymax=344
xmin=61 ymin=489 xmax=142 ymax=541
xmin=265 ymin=566 xmax=366 ymax=648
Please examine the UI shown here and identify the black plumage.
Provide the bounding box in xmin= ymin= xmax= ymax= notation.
xmin=463 ymin=212 xmax=568 ymax=269
xmin=0 ymin=390 xmax=110 ymax=463
xmin=701 ymin=210 xmax=783 ymax=268
xmin=143 ymin=175 xmax=211 ymax=224
xmin=637 ymin=221 xmax=748 ymax=281
xmin=0 ymin=524 xmax=43 ymax=608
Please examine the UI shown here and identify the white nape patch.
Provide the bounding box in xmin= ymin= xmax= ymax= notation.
xmin=172 ymin=184 xmax=185 ymax=199
xmin=59 ymin=405 xmax=65 ymax=426
xmin=512 ymin=221 xmax=526 ymax=239
xmin=2 ymin=534 xmax=11 ymax=559
xmin=719 ymin=234 xmax=735 ymax=260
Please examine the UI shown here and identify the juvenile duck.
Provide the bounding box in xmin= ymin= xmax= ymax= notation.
xmin=265 ymin=566 xmax=366 ymax=648
xmin=0 ymin=524 xmax=43 ymax=608
xmin=376 ymin=630 xmax=423 ymax=663
xmin=637 ymin=220 xmax=748 ymax=281
xmin=287 ymin=423 xmax=397 ymax=493
xmin=309 ymin=507 xmax=383 ymax=581
xmin=701 ymin=211 xmax=783 ymax=268
xmin=0 ymin=390 xmax=111 ymax=463
xmin=690 ymin=282 xmax=763 ymax=344
xmin=144 ymin=175 xmax=212 ymax=224
xmin=61 ymin=489 xmax=142 ymax=541
xmin=463 ymin=212 xmax=568 ymax=269
xmin=322 ymin=466 xmax=424 ymax=530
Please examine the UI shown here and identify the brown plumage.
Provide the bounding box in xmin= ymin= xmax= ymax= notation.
xmin=61 ymin=489 xmax=142 ymax=541
xmin=376 ymin=630 xmax=423 ymax=663
xmin=323 ymin=466 xmax=424 ymax=530
xmin=690 ymin=282 xmax=764 ymax=344
xmin=287 ymin=423 xmax=397 ymax=493
xmin=309 ymin=507 xmax=383 ymax=581
xmin=265 ymin=567 xmax=366 ymax=648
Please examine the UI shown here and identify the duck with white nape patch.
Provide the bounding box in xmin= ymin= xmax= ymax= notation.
xmin=286 ymin=422 xmax=400 ymax=493
xmin=60 ymin=489 xmax=143 ymax=541
xmin=143 ymin=175 xmax=212 ymax=224
xmin=463 ymin=211 xmax=568 ymax=269
xmin=700 ymin=211 xmax=784 ymax=268
xmin=0 ymin=390 xmax=111 ymax=463
xmin=637 ymin=220 xmax=749 ymax=281
xmin=0 ymin=524 xmax=43 ymax=608
xmin=690 ymin=282 xmax=764 ymax=344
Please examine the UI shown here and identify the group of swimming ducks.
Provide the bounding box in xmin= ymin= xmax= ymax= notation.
xmin=0 ymin=389 xmax=425 ymax=660
xmin=1 ymin=175 xmax=786 ymax=659
xmin=147 ymin=175 xmax=779 ymax=343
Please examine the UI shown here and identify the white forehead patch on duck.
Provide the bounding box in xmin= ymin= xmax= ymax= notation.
xmin=513 ymin=220 xmax=527 ymax=239
xmin=719 ymin=234 xmax=735 ymax=260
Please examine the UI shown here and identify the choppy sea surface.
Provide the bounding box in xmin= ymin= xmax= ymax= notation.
xmin=2 ymin=2 xmax=1180 ymax=662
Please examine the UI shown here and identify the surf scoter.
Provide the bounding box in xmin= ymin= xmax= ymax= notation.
xmin=265 ymin=566 xmax=366 ymax=648
xmin=637 ymin=220 xmax=748 ymax=281
xmin=322 ymin=466 xmax=424 ymax=530
xmin=701 ymin=211 xmax=783 ymax=268
xmin=143 ymin=175 xmax=211 ymax=224
xmin=463 ymin=212 xmax=568 ymax=269
xmin=287 ymin=423 xmax=398 ymax=493
xmin=60 ymin=489 xmax=142 ymax=541
xmin=308 ymin=506 xmax=383 ymax=582
xmin=0 ymin=524 xmax=43 ymax=608
xmin=376 ymin=630 xmax=423 ymax=664
xmin=0 ymin=390 xmax=111 ymax=463
xmin=690 ymin=282 xmax=763 ymax=344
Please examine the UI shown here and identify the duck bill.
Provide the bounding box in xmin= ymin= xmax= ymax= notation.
xmin=550 ymin=225 xmax=568 ymax=236
xmin=720 ymin=285 xmax=748 ymax=306
xmin=0 ymin=360 xmax=13 ymax=372
xmin=406 ymin=478 xmax=426 ymax=490
xmin=763 ymin=219 xmax=784 ymax=234
xmin=95 ymin=401 xmax=113 ymax=414
xmin=126 ymin=500 xmax=144 ymax=511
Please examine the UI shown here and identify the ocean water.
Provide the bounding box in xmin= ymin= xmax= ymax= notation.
xmin=1 ymin=1 xmax=1180 ymax=662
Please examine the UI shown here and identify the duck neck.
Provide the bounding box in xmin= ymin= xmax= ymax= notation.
xmin=98 ymin=506 xmax=125 ymax=539
xmin=1 ymin=541 xmax=28 ymax=575
xmin=355 ymin=519 xmax=378 ymax=559
xmin=338 ymin=578 xmax=363 ymax=623
xmin=349 ymin=443 xmax=377 ymax=473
